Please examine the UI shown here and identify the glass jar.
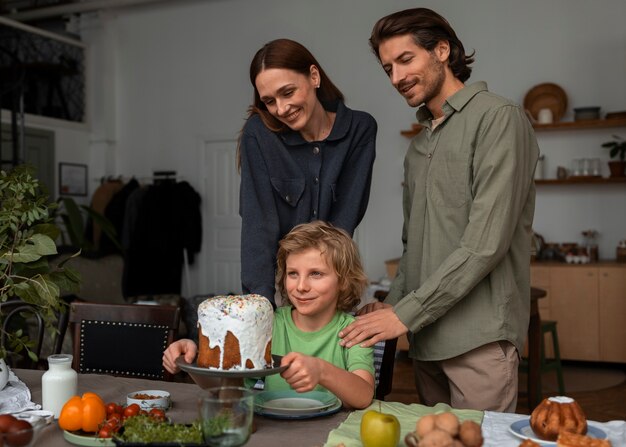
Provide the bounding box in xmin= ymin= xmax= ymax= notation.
xmin=42 ymin=354 xmax=77 ymax=418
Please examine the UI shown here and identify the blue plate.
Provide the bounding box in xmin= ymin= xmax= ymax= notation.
xmin=509 ymin=418 xmax=607 ymax=445
xmin=254 ymin=390 xmax=342 ymax=419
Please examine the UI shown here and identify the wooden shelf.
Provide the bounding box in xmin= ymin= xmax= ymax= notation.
xmin=536 ymin=176 xmax=626 ymax=185
xmin=532 ymin=118 xmax=626 ymax=131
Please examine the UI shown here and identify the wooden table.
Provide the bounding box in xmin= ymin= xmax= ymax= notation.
xmin=14 ymin=369 xmax=348 ymax=447
xmin=527 ymin=287 xmax=547 ymax=411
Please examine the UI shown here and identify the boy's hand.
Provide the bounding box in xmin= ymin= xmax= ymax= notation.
xmin=280 ymin=352 xmax=322 ymax=393
xmin=163 ymin=339 xmax=197 ymax=374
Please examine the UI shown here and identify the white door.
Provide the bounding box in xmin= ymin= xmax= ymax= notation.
xmin=197 ymin=139 xmax=242 ymax=296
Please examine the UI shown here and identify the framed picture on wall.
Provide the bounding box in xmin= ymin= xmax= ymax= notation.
xmin=59 ymin=162 xmax=88 ymax=196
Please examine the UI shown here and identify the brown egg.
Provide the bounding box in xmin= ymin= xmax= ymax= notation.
xmin=418 ymin=429 xmax=454 ymax=447
xmin=0 ymin=415 xmax=18 ymax=433
xmin=415 ymin=413 xmax=438 ymax=438
xmin=4 ymin=419 xmax=33 ymax=447
xmin=435 ymin=412 xmax=460 ymax=437
xmin=458 ymin=420 xmax=484 ymax=447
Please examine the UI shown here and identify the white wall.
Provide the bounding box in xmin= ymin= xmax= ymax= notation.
xmin=7 ymin=0 xmax=626 ymax=292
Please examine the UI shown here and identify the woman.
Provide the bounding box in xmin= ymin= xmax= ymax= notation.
xmin=238 ymin=38 xmax=377 ymax=305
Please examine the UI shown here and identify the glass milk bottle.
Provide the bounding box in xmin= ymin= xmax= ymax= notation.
xmin=42 ymin=354 xmax=77 ymax=418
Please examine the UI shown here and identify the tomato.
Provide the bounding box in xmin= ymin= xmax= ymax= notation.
xmin=107 ymin=413 xmax=122 ymax=425
xmin=102 ymin=420 xmax=120 ymax=433
xmin=98 ymin=427 xmax=112 ymax=438
xmin=123 ymin=403 xmax=140 ymax=418
xmin=149 ymin=408 xmax=166 ymax=421
xmin=105 ymin=402 xmax=118 ymax=416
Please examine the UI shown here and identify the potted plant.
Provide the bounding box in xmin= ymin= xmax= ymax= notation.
xmin=0 ymin=165 xmax=81 ymax=386
xmin=601 ymin=134 xmax=626 ymax=178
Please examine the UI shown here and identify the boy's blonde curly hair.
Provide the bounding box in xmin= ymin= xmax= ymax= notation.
xmin=275 ymin=221 xmax=368 ymax=312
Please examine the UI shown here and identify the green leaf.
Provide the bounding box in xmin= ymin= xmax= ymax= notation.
xmin=27 ymin=350 xmax=38 ymax=362
xmin=30 ymin=233 xmax=58 ymax=256
xmin=32 ymin=223 xmax=61 ymax=241
xmin=59 ymin=198 xmax=86 ymax=248
xmin=10 ymin=247 xmax=42 ymax=263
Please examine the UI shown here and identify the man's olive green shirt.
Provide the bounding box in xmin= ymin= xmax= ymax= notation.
xmin=386 ymin=82 xmax=539 ymax=361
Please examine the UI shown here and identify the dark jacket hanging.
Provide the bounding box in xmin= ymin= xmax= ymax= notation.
xmin=122 ymin=181 xmax=202 ymax=298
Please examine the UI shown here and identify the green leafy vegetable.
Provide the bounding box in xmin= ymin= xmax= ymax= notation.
xmin=115 ymin=415 xmax=202 ymax=444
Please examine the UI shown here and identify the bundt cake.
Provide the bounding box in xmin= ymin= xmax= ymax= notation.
xmin=197 ymin=294 xmax=273 ymax=370
xmin=530 ymin=396 xmax=587 ymax=441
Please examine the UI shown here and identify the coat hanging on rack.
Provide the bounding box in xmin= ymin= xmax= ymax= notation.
xmin=121 ymin=175 xmax=202 ymax=299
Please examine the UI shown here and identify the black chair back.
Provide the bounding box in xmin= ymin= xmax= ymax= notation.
xmin=69 ymin=301 xmax=180 ymax=381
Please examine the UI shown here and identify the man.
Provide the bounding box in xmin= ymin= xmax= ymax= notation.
xmin=339 ymin=8 xmax=539 ymax=412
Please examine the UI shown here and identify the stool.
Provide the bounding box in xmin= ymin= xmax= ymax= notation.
xmin=521 ymin=320 xmax=566 ymax=402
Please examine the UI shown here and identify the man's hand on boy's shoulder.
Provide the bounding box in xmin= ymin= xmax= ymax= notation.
xmin=338 ymin=306 xmax=408 ymax=348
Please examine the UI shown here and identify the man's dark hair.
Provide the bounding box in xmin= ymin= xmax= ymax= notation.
xmin=370 ymin=8 xmax=475 ymax=83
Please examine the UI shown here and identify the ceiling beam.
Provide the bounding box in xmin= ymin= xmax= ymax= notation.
xmin=4 ymin=0 xmax=173 ymax=22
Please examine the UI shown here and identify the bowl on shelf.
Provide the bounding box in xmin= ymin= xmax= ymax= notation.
xmin=573 ymin=106 xmax=601 ymax=121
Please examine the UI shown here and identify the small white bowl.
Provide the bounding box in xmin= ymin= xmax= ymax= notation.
xmin=127 ymin=390 xmax=171 ymax=411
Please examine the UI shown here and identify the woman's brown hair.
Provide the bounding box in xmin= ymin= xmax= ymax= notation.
xmin=237 ymin=39 xmax=344 ymax=170
xmin=369 ymin=8 xmax=474 ymax=83
xmin=275 ymin=221 xmax=368 ymax=313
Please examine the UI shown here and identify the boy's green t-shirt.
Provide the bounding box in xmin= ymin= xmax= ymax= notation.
xmin=264 ymin=306 xmax=374 ymax=392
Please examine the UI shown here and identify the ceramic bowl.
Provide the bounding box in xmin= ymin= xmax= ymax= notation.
xmin=126 ymin=389 xmax=171 ymax=411
xmin=573 ymin=106 xmax=601 ymax=121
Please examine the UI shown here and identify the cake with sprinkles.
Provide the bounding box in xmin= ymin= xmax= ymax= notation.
xmin=197 ymin=294 xmax=273 ymax=370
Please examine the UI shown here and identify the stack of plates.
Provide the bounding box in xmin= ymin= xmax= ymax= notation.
xmin=523 ymin=83 xmax=568 ymax=122
xmin=254 ymin=390 xmax=341 ymax=419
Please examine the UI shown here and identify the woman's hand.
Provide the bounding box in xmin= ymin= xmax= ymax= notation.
xmin=279 ymin=352 xmax=322 ymax=393
xmin=339 ymin=307 xmax=408 ymax=348
xmin=163 ymin=339 xmax=197 ymax=374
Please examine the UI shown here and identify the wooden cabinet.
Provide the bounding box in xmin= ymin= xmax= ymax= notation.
xmin=549 ymin=266 xmax=600 ymax=361
xmin=531 ymin=263 xmax=626 ymax=363
xmin=598 ymin=267 xmax=626 ymax=362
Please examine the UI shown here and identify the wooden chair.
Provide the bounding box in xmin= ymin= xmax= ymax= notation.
xmin=68 ymin=301 xmax=180 ymax=381
xmin=1 ymin=300 xmax=45 ymax=369
xmin=1 ymin=297 xmax=73 ymax=369
xmin=370 ymin=289 xmax=400 ymax=400
xmin=374 ymin=337 xmax=398 ymax=400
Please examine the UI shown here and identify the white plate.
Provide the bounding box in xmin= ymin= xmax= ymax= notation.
xmin=254 ymin=390 xmax=342 ymax=419
xmin=254 ymin=390 xmax=337 ymax=415
xmin=509 ymin=418 xmax=608 ymax=445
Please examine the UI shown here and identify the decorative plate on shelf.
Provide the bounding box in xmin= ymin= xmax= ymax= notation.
xmin=523 ymin=83 xmax=568 ymax=122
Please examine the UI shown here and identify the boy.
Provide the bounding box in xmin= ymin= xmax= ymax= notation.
xmin=163 ymin=221 xmax=374 ymax=409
